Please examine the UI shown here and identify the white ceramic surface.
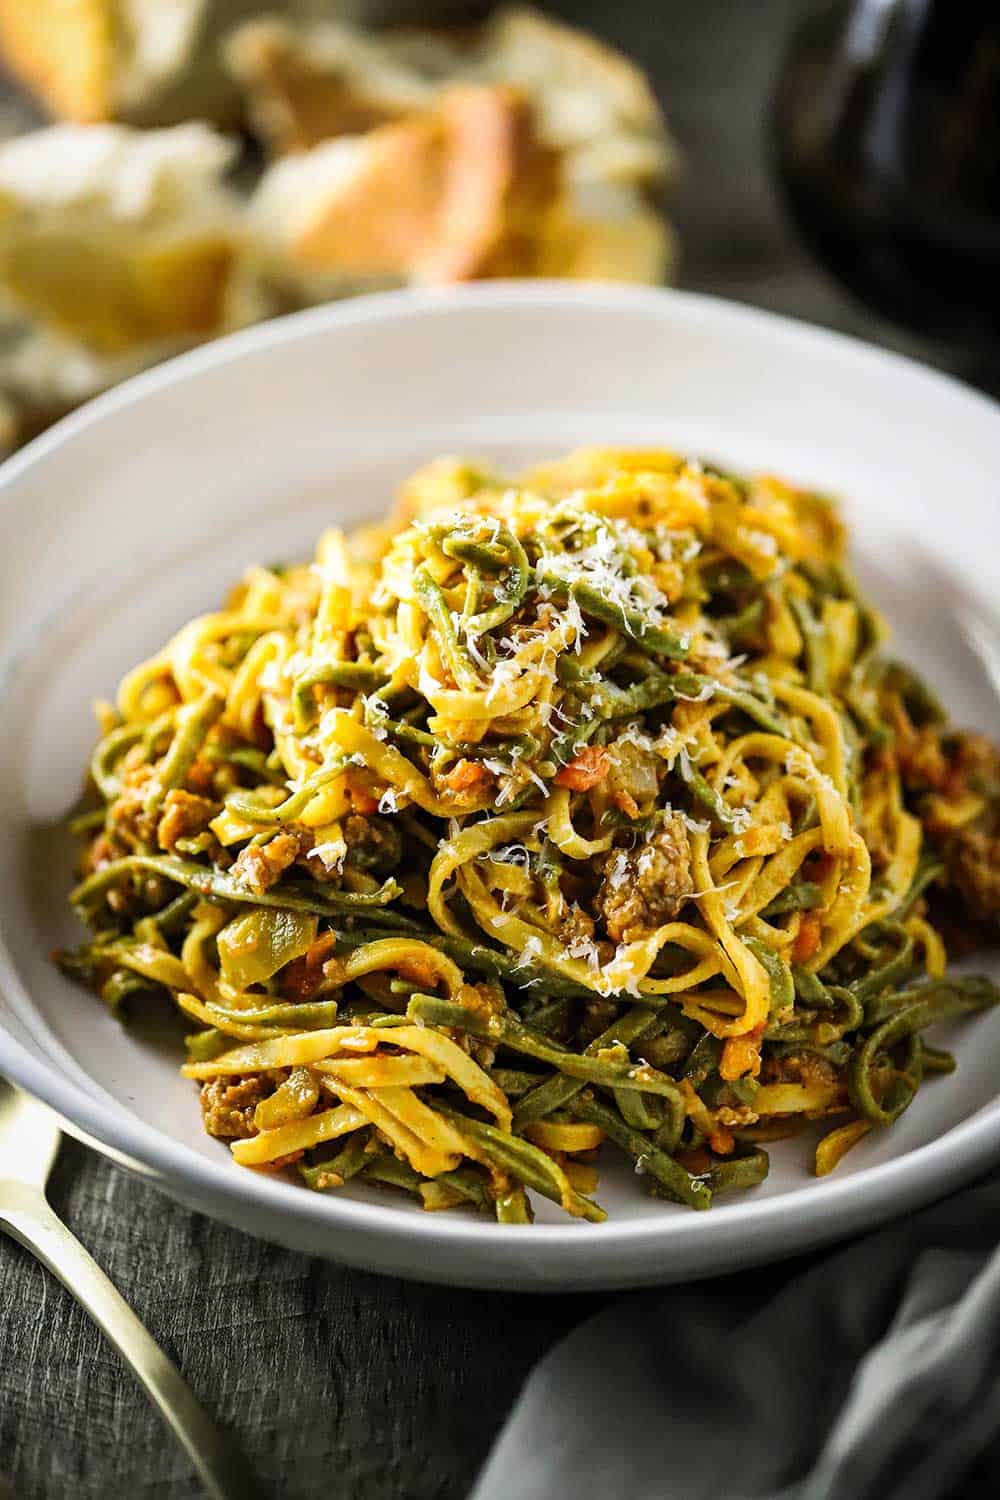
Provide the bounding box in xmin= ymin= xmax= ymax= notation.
xmin=0 ymin=283 xmax=997 ymax=1290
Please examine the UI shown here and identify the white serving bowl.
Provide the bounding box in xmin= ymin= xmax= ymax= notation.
xmin=0 ymin=284 xmax=997 ymax=1289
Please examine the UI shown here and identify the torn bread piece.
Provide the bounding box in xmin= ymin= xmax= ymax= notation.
xmin=0 ymin=0 xmax=326 ymax=127
xmin=226 ymin=7 xmax=678 ymax=184
xmin=225 ymin=14 xmax=442 ymax=153
xmin=472 ymin=6 xmax=672 ymax=174
xmin=0 ymin=122 xmax=245 ymax=353
xmin=230 ymin=6 xmax=677 ymax=285
xmin=249 ymin=79 xmax=674 ymax=289
xmin=535 ymin=199 xmax=675 ymax=285
xmin=249 ymin=84 xmax=562 ymax=287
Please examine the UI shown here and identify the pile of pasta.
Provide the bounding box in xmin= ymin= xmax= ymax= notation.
xmin=61 ymin=448 xmax=999 ymax=1221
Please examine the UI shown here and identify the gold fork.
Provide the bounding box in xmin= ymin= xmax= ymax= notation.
xmin=0 ymin=1078 xmax=265 ymax=1500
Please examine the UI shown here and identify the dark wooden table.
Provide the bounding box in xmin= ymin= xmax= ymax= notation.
xmin=0 ymin=3 xmax=975 ymax=1497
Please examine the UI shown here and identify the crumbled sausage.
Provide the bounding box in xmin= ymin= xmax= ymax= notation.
xmin=715 ymin=1104 xmax=760 ymax=1128
xmin=951 ymin=733 xmax=1000 ymax=798
xmin=231 ymin=832 xmax=301 ymax=894
xmin=948 ymin=823 xmax=1000 ymax=924
xmin=895 ymin=726 xmax=951 ymax=794
xmin=760 ymin=1051 xmax=836 ymax=1088
xmin=557 ymin=903 xmax=597 ymax=947
xmin=596 ymin=814 xmax=694 ymax=942
xmin=156 ymin=789 xmax=216 ymax=852
xmin=907 ymin=730 xmax=1000 ymax=927
xmin=199 ymin=1076 xmax=274 ymax=1139
xmin=108 ymin=757 xmax=158 ymax=846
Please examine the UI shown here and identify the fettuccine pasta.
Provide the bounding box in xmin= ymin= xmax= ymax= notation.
xmin=59 ymin=448 xmax=1000 ymax=1221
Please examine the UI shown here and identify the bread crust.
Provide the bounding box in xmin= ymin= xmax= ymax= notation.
xmin=288 ymin=85 xmax=559 ymax=284
xmin=0 ymin=0 xmax=114 ymax=122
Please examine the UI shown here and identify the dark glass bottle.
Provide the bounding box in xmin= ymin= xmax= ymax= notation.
xmin=772 ymin=0 xmax=1000 ymax=351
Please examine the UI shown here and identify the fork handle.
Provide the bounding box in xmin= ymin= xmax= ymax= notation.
xmin=0 ymin=1186 xmax=265 ymax=1500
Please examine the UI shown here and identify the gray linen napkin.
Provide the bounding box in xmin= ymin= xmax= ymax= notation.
xmin=473 ymin=1175 xmax=1000 ymax=1500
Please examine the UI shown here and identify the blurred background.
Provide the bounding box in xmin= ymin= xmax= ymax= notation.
xmin=0 ymin=0 xmax=995 ymax=454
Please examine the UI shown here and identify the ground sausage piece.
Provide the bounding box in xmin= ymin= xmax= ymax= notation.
xmin=948 ymin=823 xmax=1000 ymax=924
xmin=715 ymin=1104 xmax=760 ymax=1128
xmin=597 ymin=814 xmax=694 ymax=943
xmin=231 ymin=832 xmax=301 ymax=894
xmin=952 ymin=733 xmax=1000 ymax=796
xmin=900 ymin=727 xmax=1000 ymax=806
xmin=556 ymin=903 xmax=603 ymax=952
xmin=108 ymin=757 xmax=158 ymax=846
xmin=895 ymin=726 xmax=951 ymax=794
xmin=760 ymin=1050 xmax=836 ymax=1089
xmin=199 ymin=1076 xmax=274 ymax=1139
xmin=911 ymin=731 xmax=1000 ymax=927
xmin=156 ymin=789 xmax=216 ymax=852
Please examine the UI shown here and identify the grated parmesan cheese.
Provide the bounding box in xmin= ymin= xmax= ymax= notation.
xmin=307 ymin=838 xmax=347 ymax=873
xmin=512 ymin=935 xmax=544 ymax=971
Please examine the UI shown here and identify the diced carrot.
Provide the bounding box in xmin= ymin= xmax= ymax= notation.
xmin=345 ymin=772 xmax=378 ymax=815
xmin=720 ymin=1025 xmax=765 ymax=1082
xmin=186 ymin=757 xmax=215 ymax=795
xmin=444 ymin=758 xmax=493 ymax=793
xmin=554 ymin=745 xmax=609 ymax=791
xmin=707 ymin=1125 xmax=735 ymax=1156
xmin=793 ymin=912 xmax=823 ymax=964
xmin=398 ymin=956 xmax=439 ymax=987
xmin=612 ymin=789 xmax=640 ymax=819
xmin=284 ymin=930 xmax=338 ymax=1000
xmin=305 ymin=931 xmax=337 ymax=968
